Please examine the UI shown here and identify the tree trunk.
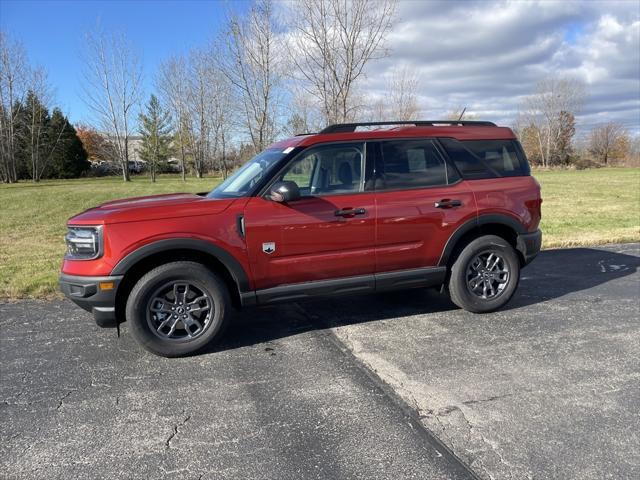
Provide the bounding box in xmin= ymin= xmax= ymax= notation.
xmin=180 ymin=143 xmax=186 ymax=181
xmin=536 ymin=130 xmax=545 ymax=167
xmin=122 ymin=137 xmax=131 ymax=181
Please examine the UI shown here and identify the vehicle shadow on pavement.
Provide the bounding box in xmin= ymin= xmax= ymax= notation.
xmin=203 ymin=246 xmax=639 ymax=355
xmin=503 ymin=246 xmax=639 ymax=310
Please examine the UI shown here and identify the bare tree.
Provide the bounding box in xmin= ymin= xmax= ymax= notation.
xmin=588 ymin=122 xmax=630 ymax=165
xmin=24 ymin=68 xmax=71 ymax=182
xmin=218 ymin=0 xmax=282 ymax=154
xmin=286 ymin=0 xmax=397 ymax=125
xmin=368 ymin=67 xmax=420 ymax=121
xmin=630 ymin=134 xmax=640 ymax=166
xmin=157 ymin=55 xmax=190 ymax=181
xmin=521 ymin=76 xmax=586 ymax=167
xmin=210 ymin=73 xmax=236 ymax=178
xmin=284 ymin=85 xmax=323 ymax=135
xmin=369 ymin=96 xmax=387 ymax=122
xmin=185 ymin=48 xmax=213 ymax=178
xmin=388 ymin=67 xmax=420 ymax=120
xmin=159 ymin=44 xmax=237 ymax=181
xmin=25 ymin=69 xmax=50 ymax=182
xmin=0 ymin=31 xmax=30 ymax=183
xmin=81 ymin=31 xmax=142 ymax=181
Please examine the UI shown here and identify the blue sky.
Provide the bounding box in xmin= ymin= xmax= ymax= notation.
xmin=0 ymin=0 xmax=250 ymax=122
xmin=1 ymin=0 xmax=639 ymax=135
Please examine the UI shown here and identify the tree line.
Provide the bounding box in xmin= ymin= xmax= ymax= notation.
xmin=1 ymin=0 xmax=636 ymax=184
xmin=0 ymin=33 xmax=88 ymax=182
xmin=516 ymin=77 xmax=633 ymax=168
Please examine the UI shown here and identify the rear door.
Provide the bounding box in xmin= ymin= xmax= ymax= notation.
xmin=372 ymin=138 xmax=477 ymax=273
xmin=243 ymin=142 xmax=377 ymax=291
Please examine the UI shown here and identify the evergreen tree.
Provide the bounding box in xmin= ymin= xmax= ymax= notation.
xmin=11 ymin=94 xmax=88 ymax=180
xmin=138 ymin=94 xmax=173 ymax=182
xmin=47 ymin=109 xmax=89 ymax=179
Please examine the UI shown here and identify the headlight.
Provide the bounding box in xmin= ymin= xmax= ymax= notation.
xmin=65 ymin=226 xmax=103 ymax=260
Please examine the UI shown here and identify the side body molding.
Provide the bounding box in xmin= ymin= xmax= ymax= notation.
xmin=110 ymin=238 xmax=251 ymax=292
xmin=438 ymin=214 xmax=526 ymax=267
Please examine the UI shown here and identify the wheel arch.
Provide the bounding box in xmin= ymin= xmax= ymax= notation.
xmin=439 ymin=214 xmax=526 ymax=269
xmin=112 ymin=239 xmax=250 ymax=322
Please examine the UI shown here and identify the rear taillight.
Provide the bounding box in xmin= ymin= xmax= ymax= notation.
xmin=525 ymin=178 xmax=542 ymax=224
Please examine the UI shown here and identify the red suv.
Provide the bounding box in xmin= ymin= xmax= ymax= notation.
xmin=60 ymin=121 xmax=542 ymax=357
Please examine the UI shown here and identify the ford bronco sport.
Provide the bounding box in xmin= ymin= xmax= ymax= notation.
xmin=60 ymin=121 xmax=542 ymax=357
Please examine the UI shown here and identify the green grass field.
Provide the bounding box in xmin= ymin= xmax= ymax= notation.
xmin=0 ymin=175 xmax=220 ymax=299
xmin=1 ymin=168 xmax=639 ymax=299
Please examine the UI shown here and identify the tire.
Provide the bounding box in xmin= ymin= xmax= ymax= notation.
xmin=448 ymin=235 xmax=520 ymax=313
xmin=125 ymin=261 xmax=231 ymax=357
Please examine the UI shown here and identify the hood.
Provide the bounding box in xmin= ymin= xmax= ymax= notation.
xmin=68 ymin=192 xmax=235 ymax=225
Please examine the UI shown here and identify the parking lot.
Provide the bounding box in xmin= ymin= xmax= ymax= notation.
xmin=1 ymin=243 xmax=639 ymax=479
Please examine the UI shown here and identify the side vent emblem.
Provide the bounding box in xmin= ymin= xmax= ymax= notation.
xmin=262 ymin=242 xmax=276 ymax=254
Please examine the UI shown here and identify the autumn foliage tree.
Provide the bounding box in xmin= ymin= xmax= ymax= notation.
xmin=76 ymin=124 xmax=106 ymax=162
xmin=588 ymin=122 xmax=630 ymax=165
xmin=520 ymin=77 xmax=585 ymax=167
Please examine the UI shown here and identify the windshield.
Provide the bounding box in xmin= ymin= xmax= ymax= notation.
xmin=208 ymin=149 xmax=286 ymax=199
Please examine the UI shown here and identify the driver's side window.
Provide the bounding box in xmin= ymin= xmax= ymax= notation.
xmin=280 ymin=143 xmax=364 ymax=197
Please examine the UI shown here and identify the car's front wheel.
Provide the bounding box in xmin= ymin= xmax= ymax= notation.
xmin=126 ymin=261 xmax=230 ymax=357
xmin=448 ymin=235 xmax=520 ymax=313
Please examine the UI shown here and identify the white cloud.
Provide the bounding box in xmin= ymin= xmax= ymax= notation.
xmin=361 ymin=0 xmax=640 ymax=134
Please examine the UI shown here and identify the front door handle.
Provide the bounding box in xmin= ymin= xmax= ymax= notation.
xmin=434 ymin=199 xmax=462 ymax=209
xmin=335 ymin=207 xmax=366 ymax=217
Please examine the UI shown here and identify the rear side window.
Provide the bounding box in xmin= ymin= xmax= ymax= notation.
xmin=377 ymin=139 xmax=456 ymax=190
xmin=440 ymin=138 xmax=530 ymax=179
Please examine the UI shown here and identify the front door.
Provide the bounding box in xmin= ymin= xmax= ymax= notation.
xmin=243 ymin=142 xmax=376 ymax=292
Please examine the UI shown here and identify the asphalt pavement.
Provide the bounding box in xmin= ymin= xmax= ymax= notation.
xmin=1 ymin=243 xmax=639 ymax=479
xmin=311 ymin=243 xmax=640 ymax=480
xmin=1 ymin=300 xmax=473 ymax=480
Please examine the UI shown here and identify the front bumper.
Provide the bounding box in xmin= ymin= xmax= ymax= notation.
xmin=517 ymin=229 xmax=542 ymax=266
xmin=59 ymin=273 xmax=123 ymax=327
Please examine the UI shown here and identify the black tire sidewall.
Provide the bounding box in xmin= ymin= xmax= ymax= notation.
xmin=449 ymin=235 xmax=520 ymax=313
xmin=126 ymin=262 xmax=230 ymax=357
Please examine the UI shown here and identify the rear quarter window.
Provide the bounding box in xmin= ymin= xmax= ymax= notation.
xmin=440 ymin=138 xmax=530 ymax=179
xmin=376 ymin=139 xmax=459 ymax=190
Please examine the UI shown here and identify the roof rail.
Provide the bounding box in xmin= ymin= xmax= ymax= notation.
xmin=319 ymin=120 xmax=496 ymax=134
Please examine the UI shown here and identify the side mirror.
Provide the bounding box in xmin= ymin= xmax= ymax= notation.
xmin=268 ymin=181 xmax=300 ymax=203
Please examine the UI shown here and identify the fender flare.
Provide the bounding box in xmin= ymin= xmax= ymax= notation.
xmin=438 ymin=214 xmax=526 ymax=267
xmin=110 ymin=238 xmax=250 ymax=292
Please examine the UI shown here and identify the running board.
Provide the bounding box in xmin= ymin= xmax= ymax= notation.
xmin=244 ymin=267 xmax=447 ymax=305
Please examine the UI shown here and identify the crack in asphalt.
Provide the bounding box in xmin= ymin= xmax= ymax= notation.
xmin=165 ymin=413 xmax=192 ymax=449
xmin=56 ymin=390 xmax=76 ymax=410
xmin=461 ymin=393 xmax=515 ymax=405
xmin=430 ymin=403 xmax=519 ymax=480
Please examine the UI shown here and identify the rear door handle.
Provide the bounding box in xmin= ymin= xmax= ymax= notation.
xmin=335 ymin=207 xmax=366 ymax=217
xmin=434 ymin=199 xmax=462 ymax=209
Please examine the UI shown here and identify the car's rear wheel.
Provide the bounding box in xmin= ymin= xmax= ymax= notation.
xmin=448 ymin=235 xmax=520 ymax=313
xmin=126 ymin=261 xmax=230 ymax=357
